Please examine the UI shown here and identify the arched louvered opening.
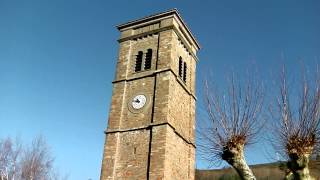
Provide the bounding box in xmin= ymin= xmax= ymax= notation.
xmin=135 ymin=51 xmax=143 ymax=72
xmin=179 ymin=57 xmax=183 ymax=78
xmin=144 ymin=49 xmax=152 ymax=70
xmin=183 ymin=62 xmax=187 ymax=82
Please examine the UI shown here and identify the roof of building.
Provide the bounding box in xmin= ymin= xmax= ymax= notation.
xmin=116 ymin=8 xmax=200 ymax=49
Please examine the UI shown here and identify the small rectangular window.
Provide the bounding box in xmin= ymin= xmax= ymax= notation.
xmin=135 ymin=51 xmax=143 ymax=72
xmin=179 ymin=57 xmax=183 ymax=77
xmin=144 ymin=49 xmax=152 ymax=70
xmin=183 ymin=62 xmax=187 ymax=82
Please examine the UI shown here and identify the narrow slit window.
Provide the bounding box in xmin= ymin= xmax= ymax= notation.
xmin=179 ymin=57 xmax=183 ymax=78
xmin=135 ymin=51 xmax=143 ymax=72
xmin=133 ymin=147 xmax=137 ymax=155
xmin=144 ymin=49 xmax=152 ymax=70
xmin=183 ymin=62 xmax=187 ymax=82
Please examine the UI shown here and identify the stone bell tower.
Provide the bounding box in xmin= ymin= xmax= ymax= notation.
xmin=100 ymin=9 xmax=200 ymax=180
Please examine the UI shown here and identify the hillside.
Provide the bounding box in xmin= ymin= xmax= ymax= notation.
xmin=196 ymin=160 xmax=320 ymax=180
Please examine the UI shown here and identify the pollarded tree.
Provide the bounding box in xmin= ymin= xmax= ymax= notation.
xmin=270 ymin=67 xmax=320 ymax=180
xmin=197 ymin=73 xmax=264 ymax=180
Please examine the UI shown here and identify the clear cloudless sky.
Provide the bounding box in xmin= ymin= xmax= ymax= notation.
xmin=0 ymin=0 xmax=319 ymax=179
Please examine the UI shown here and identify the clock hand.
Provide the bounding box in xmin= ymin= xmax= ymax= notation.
xmin=134 ymin=99 xmax=140 ymax=103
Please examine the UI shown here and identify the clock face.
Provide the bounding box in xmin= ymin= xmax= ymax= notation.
xmin=131 ymin=94 xmax=147 ymax=110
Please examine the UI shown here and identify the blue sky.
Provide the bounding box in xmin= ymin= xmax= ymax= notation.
xmin=0 ymin=0 xmax=319 ymax=179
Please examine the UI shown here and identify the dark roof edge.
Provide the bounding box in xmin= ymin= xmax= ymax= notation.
xmin=116 ymin=8 xmax=200 ymax=50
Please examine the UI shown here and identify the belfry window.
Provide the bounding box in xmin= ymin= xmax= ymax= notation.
xmin=179 ymin=57 xmax=183 ymax=77
xmin=135 ymin=51 xmax=143 ymax=72
xmin=144 ymin=49 xmax=152 ymax=70
xmin=183 ymin=62 xmax=187 ymax=82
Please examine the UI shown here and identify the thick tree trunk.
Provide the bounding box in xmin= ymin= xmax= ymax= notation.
xmin=231 ymin=157 xmax=256 ymax=180
xmin=286 ymin=153 xmax=314 ymax=180
xmin=222 ymin=144 xmax=256 ymax=180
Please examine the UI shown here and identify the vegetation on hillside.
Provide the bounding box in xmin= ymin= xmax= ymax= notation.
xmin=196 ymin=160 xmax=320 ymax=180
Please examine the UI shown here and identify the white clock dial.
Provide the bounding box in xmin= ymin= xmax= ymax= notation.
xmin=131 ymin=95 xmax=147 ymax=109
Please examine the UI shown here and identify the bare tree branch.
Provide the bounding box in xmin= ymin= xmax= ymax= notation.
xmin=0 ymin=136 xmax=67 ymax=180
xmin=197 ymin=71 xmax=264 ymax=180
xmin=270 ymin=65 xmax=320 ymax=180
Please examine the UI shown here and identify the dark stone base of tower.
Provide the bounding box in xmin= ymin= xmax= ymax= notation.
xmin=100 ymin=9 xmax=200 ymax=180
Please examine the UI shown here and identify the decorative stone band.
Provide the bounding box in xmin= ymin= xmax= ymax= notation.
xmin=112 ymin=68 xmax=197 ymax=100
xmin=105 ymin=122 xmax=196 ymax=148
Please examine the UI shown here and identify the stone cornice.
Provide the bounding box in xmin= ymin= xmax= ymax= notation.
xmin=112 ymin=68 xmax=197 ymax=100
xmin=116 ymin=8 xmax=200 ymax=50
xmin=105 ymin=122 xmax=196 ymax=148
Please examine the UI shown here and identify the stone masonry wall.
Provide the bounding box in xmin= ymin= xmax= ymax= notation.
xmin=164 ymin=125 xmax=195 ymax=180
xmin=148 ymin=125 xmax=168 ymax=179
xmin=120 ymin=76 xmax=155 ymax=129
xmin=114 ymin=130 xmax=150 ymax=179
xmin=100 ymin=133 xmax=118 ymax=180
xmin=101 ymin=12 xmax=198 ymax=180
xmin=100 ymin=130 xmax=150 ymax=180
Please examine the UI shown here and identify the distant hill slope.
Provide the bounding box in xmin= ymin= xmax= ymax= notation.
xmin=196 ymin=160 xmax=320 ymax=180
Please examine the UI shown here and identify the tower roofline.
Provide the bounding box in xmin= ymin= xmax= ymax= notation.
xmin=116 ymin=8 xmax=200 ymax=50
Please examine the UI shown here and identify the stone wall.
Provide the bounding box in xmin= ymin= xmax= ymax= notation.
xmin=101 ymin=10 xmax=199 ymax=180
xmin=101 ymin=130 xmax=150 ymax=180
xmin=164 ymin=125 xmax=195 ymax=180
xmin=120 ymin=76 xmax=155 ymax=129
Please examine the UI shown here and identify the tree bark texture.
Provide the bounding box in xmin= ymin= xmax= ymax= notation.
xmin=285 ymin=153 xmax=314 ymax=180
xmin=222 ymin=144 xmax=256 ymax=180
